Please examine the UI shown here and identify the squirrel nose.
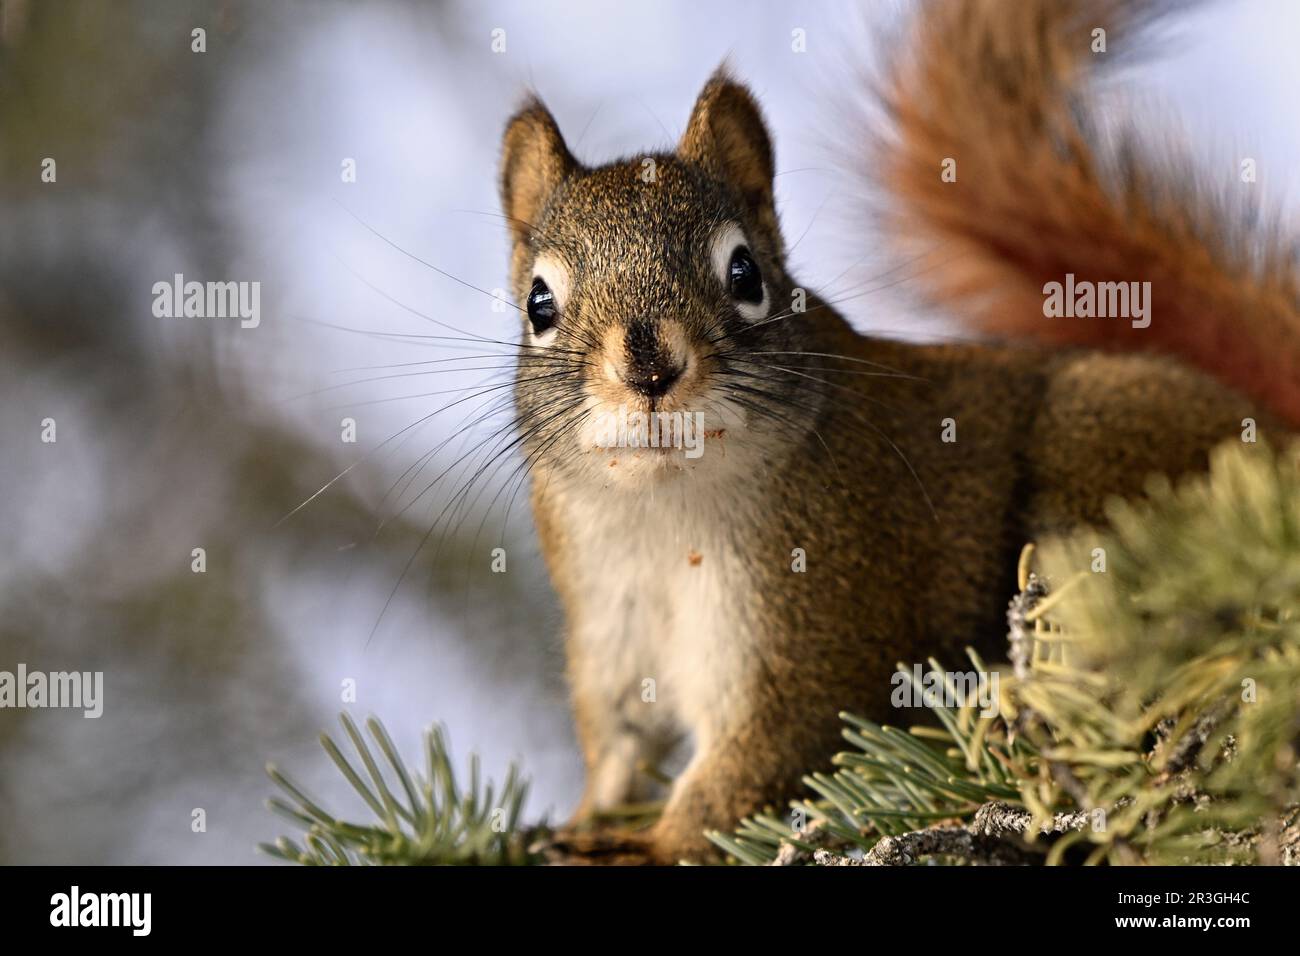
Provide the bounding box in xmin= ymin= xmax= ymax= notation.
xmin=626 ymin=365 xmax=682 ymax=398
xmin=624 ymin=318 xmax=682 ymax=397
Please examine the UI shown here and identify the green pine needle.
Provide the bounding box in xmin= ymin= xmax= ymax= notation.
xmin=261 ymin=714 xmax=536 ymax=866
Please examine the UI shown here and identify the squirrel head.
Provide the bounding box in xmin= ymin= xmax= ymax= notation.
xmin=500 ymin=70 xmax=815 ymax=483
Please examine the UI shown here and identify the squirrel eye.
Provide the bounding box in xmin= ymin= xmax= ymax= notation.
xmin=527 ymin=277 xmax=556 ymax=335
xmin=728 ymin=247 xmax=763 ymax=304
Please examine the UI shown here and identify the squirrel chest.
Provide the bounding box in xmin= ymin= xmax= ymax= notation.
xmin=536 ymin=465 xmax=767 ymax=749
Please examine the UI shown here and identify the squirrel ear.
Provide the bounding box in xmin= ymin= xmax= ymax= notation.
xmin=678 ymin=70 xmax=775 ymax=220
xmin=500 ymin=97 xmax=577 ymax=246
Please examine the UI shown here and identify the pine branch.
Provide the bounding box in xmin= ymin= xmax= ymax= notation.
xmin=261 ymin=713 xmax=536 ymax=866
xmin=709 ymin=651 xmax=1034 ymax=865
xmin=814 ymin=823 xmax=1038 ymax=867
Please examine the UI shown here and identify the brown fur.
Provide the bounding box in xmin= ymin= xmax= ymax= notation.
xmin=873 ymin=0 xmax=1300 ymax=428
xmin=499 ymin=0 xmax=1294 ymax=863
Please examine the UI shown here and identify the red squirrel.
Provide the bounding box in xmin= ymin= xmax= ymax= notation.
xmin=497 ymin=0 xmax=1299 ymax=862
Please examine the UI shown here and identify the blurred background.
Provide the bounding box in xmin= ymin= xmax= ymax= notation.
xmin=0 ymin=0 xmax=1297 ymax=864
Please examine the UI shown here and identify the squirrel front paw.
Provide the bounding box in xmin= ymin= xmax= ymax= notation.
xmin=533 ymin=825 xmax=657 ymax=866
xmin=531 ymin=818 xmax=719 ymax=865
xmin=644 ymin=816 xmax=723 ymax=865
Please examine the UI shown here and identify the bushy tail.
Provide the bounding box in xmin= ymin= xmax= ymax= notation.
xmin=869 ymin=0 xmax=1300 ymax=427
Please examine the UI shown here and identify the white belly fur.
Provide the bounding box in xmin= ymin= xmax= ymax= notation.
xmin=553 ymin=450 xmax=763 ymax=759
